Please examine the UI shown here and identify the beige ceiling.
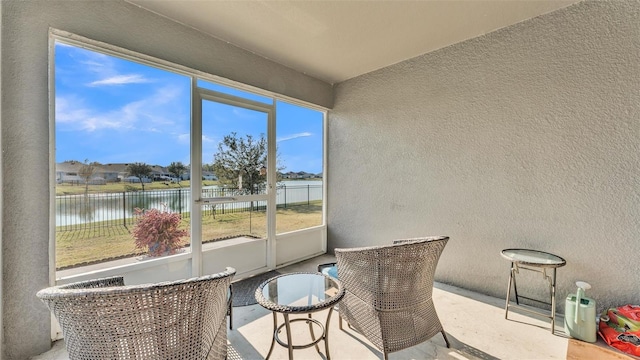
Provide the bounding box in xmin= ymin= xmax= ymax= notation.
xmin=127 ymin=0 xmax=579 ymax=84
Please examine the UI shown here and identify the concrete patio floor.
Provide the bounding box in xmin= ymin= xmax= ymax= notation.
xmin=33 ymin=254 xmax=569 ymax=360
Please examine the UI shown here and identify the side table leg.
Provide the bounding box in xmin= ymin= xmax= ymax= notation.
xmin=512 ymin=265 xmax=519 ymax=305
xmin=284 ymin=313 xmax=294 ymax=360
xmin=308 ymin=313 xmax=320 ymax=353
xmin=551 ymin=268 xmax=557 ymax=334
xmin=325 ymin=306 xmax=335 ymax=360
xmin=266 ymin=312 xmax=278 ymax=360
xmin=505 ymin=262 xmax=514 ymax=319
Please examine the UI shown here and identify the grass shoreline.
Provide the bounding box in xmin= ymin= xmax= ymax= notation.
xmin=56 ymin=178 xmax=322 ymax=196
xmin=56 ymin=202 xmax=322 ymax=270
xmin=56 ymin=180 xmax=218 ymax=196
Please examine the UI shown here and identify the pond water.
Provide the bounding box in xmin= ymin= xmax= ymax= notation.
xmin=56 ymin=181 xmax=322 ymax=226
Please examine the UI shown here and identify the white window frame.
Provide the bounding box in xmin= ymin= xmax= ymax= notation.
xmin=48 ymin=28 xmax=328 ymax=284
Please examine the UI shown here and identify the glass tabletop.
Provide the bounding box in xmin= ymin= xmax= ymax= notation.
xmin=256 ymin=272 xmax=344 ymax=313
xmin=501 ymin=248 xmax=566 ymax=268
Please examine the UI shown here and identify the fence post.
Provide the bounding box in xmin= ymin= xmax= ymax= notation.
xmin=308 ymin=184 xmax=310 ymax=206
xmin=123 ymin=191 xmax=126 ymax=227
xmin=178 ymin=189 xmax=182 ymax=215
xmin=284 ymin=185 xmax=287 ymax=209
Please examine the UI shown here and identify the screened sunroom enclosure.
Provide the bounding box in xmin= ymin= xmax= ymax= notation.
xmin=51 ymin=31 xmax=327 ymax=298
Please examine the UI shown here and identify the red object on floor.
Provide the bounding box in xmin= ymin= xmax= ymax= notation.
xmin=599 ymin=305 xmax=640 ymax=357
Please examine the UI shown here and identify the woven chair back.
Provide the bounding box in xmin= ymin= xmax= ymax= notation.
xmin=37 ymin=267 xmax=236 ymax=360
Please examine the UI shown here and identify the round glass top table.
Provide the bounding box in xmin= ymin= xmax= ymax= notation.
xmin=501 ymin=248 xmax=566 ymax=334
xmin=501 ymin=248 xmax=566 ymax=268
xmin=255 ymin=272 xmax=345 ymax=360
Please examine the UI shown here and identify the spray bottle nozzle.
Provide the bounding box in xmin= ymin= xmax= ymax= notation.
xmin=576 ymin=281 xmax=591 ymax=290
xmin=574 ymin=281 xmax=591 ymax=324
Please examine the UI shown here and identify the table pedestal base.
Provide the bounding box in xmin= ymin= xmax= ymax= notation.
xmin=266 ymin=307 xmax=336 ymax=360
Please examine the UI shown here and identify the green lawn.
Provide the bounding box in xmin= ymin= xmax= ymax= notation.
xmin=56 ymin=202 xmax=322 ymax=270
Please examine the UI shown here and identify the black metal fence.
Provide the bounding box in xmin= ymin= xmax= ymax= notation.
xmin=56 ymin=184 xmax=322 ymax=232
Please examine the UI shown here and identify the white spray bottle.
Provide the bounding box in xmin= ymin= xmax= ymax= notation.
xmin=564 ymin=281 xmax=596 ymax=342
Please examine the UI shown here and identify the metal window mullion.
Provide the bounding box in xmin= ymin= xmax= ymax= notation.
xmin=191 ymin=78 xmax=203 ymax=277
xmin=267 ymin=106 xmax=277 ymax=269
xmin=48 ymin=35 xmax=57 ymax=286
xmin=321 ymin=110 xmax=328 ymax=252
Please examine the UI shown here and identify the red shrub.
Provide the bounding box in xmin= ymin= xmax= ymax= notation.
xmin=132 ymin=207 xmax=189 ymax=257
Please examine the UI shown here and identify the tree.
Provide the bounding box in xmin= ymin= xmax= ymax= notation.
xmin=167 ymin=161 xmax=187 ymax=183
xmin=78 ymin=159 xmax=96 ymax=195
xmin=127 ymin=162 xmax=152 ymax=191
xmin=213 ymin=132 xmax=268 ymax=194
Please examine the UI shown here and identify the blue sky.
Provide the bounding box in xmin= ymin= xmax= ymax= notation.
xmin=55 ymin=41 xmax=324 ymax=173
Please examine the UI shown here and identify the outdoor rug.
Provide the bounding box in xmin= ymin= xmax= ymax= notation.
xmin=232 ymin=270 xmax=280 ymax=307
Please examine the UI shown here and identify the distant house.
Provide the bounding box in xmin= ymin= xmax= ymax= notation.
xmin=153 ymin=174 xmax=172 ymax=181
xmin=102 ymin=163 xmax=130 ymax=182
xmin=203 ymin=171 xmax=217 ymax=181
xmin=103 ymin=163 xmax=168 ymax=182
xmin=56 ymin=161 xmax=114 ymax=184
xmin=149 ymin=165 xmax=171 ymax=181
xmin=57 ymin=162 xmax=167 ymax=184
xmin=280 ymin=171 xmax=319 ymax=179
xmin=56 ymin=162 xmax=206 ymax=183
xmin=123 ymin=176 xmax=152 ymax=183
xmin=297 ymin=171 xmax=314 ymax=179
xmin=56 ymin=161 xmax=82 ymax=184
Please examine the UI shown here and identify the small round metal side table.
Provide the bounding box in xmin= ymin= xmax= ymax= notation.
xmin=255 ymin=272 xmax=345 ymax=360
xmin=501 ymin=248 xmax=566 ymax=333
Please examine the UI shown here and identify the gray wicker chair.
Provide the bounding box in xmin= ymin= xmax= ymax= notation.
xmin=36 ymin=267 xmax=236 ymax=360
xmin=335 ymin=237 xmax=450 ymax=360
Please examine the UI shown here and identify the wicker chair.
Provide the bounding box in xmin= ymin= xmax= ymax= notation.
xmin=335 ymin=237 xmax=450 ymax=360
xmin=36 ymin=267 xmax=236 ymax=360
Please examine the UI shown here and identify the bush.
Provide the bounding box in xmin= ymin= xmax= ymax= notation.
xmin=132 ymin=207 xmax=188 ymax=257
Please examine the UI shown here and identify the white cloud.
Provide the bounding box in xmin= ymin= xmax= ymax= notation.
xmin=202 ymin=135 xmax=215 ymax=143
xmin=277 ymin=132 xmax=312 ymax=142
xmin=78 ymin=52 xmax=112 ymax=75
xmin=176 ymin=133 xmax=213 ymax=144
xmin=60 ymin=46 xmax=152 ymax=87
xmin=81 ymin=114 xmax=133 ymax=132
xmin=56 ymin=85 xmax=186 ymax=133
xmin=56 ymin=96 xmax=91 ymax=124
xmin=88 ymin=74 xmax=152 ymax=86
xmin=81 ymin=60 xmax=108 ymax=74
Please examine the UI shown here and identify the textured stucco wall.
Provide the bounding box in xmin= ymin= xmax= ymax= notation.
xmin=0 ymin=1 xmax=331 ymax=358
xmin=329 ymin=0 xmax=640 ymax=314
